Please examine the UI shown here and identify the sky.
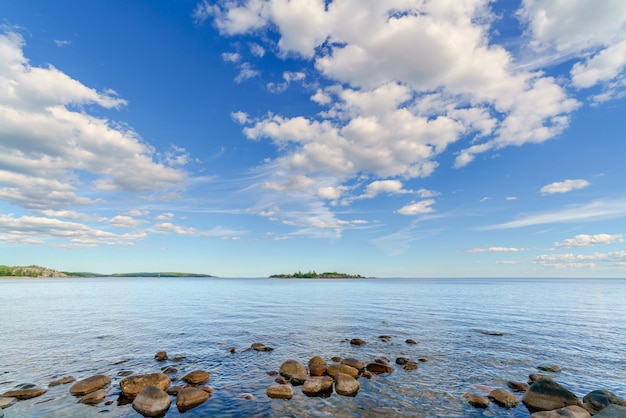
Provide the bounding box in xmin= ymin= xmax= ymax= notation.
xmin=1 ymin=0 xmax=626 ymax=278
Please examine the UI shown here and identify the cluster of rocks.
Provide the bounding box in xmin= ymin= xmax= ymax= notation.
xmin=463 ymin=365 xmax=626 ymax=417
xmin=0 ymin=351 xmax=212 ymax=417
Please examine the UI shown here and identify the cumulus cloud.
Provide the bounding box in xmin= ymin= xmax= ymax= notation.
xmin=0 ymin=31 xmax=188 ymax=215
xmin=540 ymin=179 xmax=591 ymax=195
xmin=397 ymin=199 xmax=436 ymax=216
xmin=555 ymin=233 xmax=624 ymax=248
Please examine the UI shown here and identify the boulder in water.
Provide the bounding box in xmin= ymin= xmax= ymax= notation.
xmin=49 ymin=376 xmax=75 ymax=387
xmin=182 ymin=370 xmax=210 ymax=385
xmin=334 ymin=372 xmax=359 ymax=397
xmin=70 ymin=375 xmax=111 ymax=396
xmin=529 ymin=405 xmax=591 ymax=417
xmin=120 ymin=373 xmax=171 ymax=398
xmin=464 ymin=392 xmax=489 ymax=408
xmin=522 ymin=378 xmax=583 ymax=413
xmin=266 ymin=384 xmax=293 ymax=400
xmin=582 ymin=390 xmax=626 ymax=415
xmin=176 ymin=387 xmax=210 ymax=412
xmin=132 ymin=385 xmax=171 ymax=417
xmin=279 ymin=360 xmax=307 ymax=379
xmin=488 ymin=388 xmax=519 ymax=408
xmin=2 ymin=388 xmax=47 ymax=400
xmin=79 ymin=388 xmax=106 ymax=405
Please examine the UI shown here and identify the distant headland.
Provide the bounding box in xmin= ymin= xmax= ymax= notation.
xmin=269 ymin=271 xmax=371 ymax=279
xmin=0 ymin=264 xmax=214 ymax=278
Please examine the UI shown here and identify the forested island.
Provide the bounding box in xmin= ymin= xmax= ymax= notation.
xmin=269 ymin=271 xmax=370 ymax=279
xmin=0 ymin=264 xmax=214 ymax=278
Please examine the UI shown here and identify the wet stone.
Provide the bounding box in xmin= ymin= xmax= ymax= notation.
xmin=120 ymin=373 xmax=171 ymax=398
xmin=406 ymin=339 xmax=418 ymax=345
xmin=530 ymin=405 xmax=591 ymax=418
xmin=70 ymin=375 xmax=111 ymax=396
xmin=508 ymin=380 xmax=530 ymax=392
xmin=335 ymin=372 xmax=360 ymax=397
xmin=538 ymin=365 xmax=562 ymax=373
xmin=182 ymin=370 xmax=210 ymax=385
xmin=2 ymin=388 xmax=47 ymax=400
xmin=340 ymin=358 xmax=365 ymax=372
xmin=132 ymin=385 xmax=171 ymax=417
xmin=154 ymin=351 xmax=168 ymax=361
xmin=403 ymin=361 xmax=418 ymax=371
xmin=327 ymin=364 xmax=359 ymax=379
xmin=279 ymin=360 xmax=307 ymax=379
xmin=176 ymin=387 xmax=210 ymax=412
xmin=350 ymin=338 xmax=366 ymax=346
xmin=0 ymin=397 xmax=16 ymax=409
xmin=488 ymin=388 xmax=519 ymax=408
xmin=266 ymin=385 xmax=293 ymax=400
xmin=49 ymin=376 xmax=75 ymax=387
xmin=79 ymin=388 xmax=106 ymax=406
xmin=464 ymin=392 xmax=490 ymax=409
xmin=302 ymin=376 xmax=333 ymax=397
xmin=366 ymin=362 xmax=394 ymax=374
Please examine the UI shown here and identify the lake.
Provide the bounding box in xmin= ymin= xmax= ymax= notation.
xmin=1 ymin=277 xmax=625 ymax=417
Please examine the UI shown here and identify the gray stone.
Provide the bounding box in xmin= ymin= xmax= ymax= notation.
xmin=79 ymin=388 xmax=106 ymax=405
xmin=70 ymin=374 xmax=111 ymax=396
xmin=266 ymin=385 xmax=293 ymax=399
xmin=302 ymin=376 xmax=334 ymax=397
xmin=522 ymin=378 xmax=583 ymax=413
xmin=583 ymin=390 xmax=626 ymax=415
xmin=595 ymin=404 xmax=626 ymax=417
xmin=176 ymin=387 xmax=210 ymax=412
xmin=0 ymin=397 xmax=16 ymax=409
xmin=530 ymin=405 xmax=591 ymax=418
xmin=334 ymin=372 xmax=359 ymax=397
xmin=132 ymin=385 xmax=171 ymax=417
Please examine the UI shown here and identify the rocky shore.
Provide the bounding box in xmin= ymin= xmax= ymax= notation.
xmin=1 ymin=336 xmax=625 ymax=417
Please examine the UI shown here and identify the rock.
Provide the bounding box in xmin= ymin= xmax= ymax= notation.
xmin=154 ymin=351 xmax=168 ymax=361
xmin=327 ymin=364 xmax=359 ymax=379
xmin=279 ymin=360 xmax=307 ymax=379
xmin=302 ymin=376 xmax=334 ymax=397
xmin=117 ymin=371 xmax=133 ymax=377
xmin=378 ymin=335 xmax=392 ymax=340
xmin=162 ymin=366 xmax=178 ymax=374
xmin=166 ymin=386 xmax=185 ymax=396
xmin=583 ymin=390 xmax=626 ymax=415
xmin=310 ymin=364 xmax=327 ymax=376
xmin=182 ymin=370 xmax=210 ymax=385
xmin=366 ymin=362 xmax=394 ymax=374
xmin=331 ymin=356 xmax=342 ymax=363
xmin=340 ymin=358 xmax=365 ymax=372
xmin=49 ymin=376 xmax=75 ymax=387
xmin=170 ymin=356 xmax=185 ymax=362
xmin=538 ymin=365 xmax=562 ymax=373
xmin=120 ymin=373 xmax=171 ymax=398
xmin=335 ymin=372 xmax=359 ymax=397
xmin=508 ymin=381 xmax=530 ymax=392
xmin=395 ymin=357 xmax=409 ymax=365
xmin=2 ymin=388 xmax=47 ymax=400
xmin=488 ymin=388 xmax=519 ymax=408
xmin=374 ymin=357 xmax=389 ymax=365
xmin=266 ymin=385 xmax=293 ymax=400
xmin=594 ymin=404 xmax=626 ymax=417
xmin=464 ymin=392 xmax=489 ymax=408
xmin=0 ymin=397 xmax=16 ymax=409
xmin=403 ymin=361 xmax=418 ymax=371
xmin=522 ymin=378 xmax=583 ymax=413
xmin=361 ymin=371 xmax=373 ymax=379
xmin=274 ymin=376 xmax=288 ymax=385
xmin=289 ymin=374 xmax=308 ymax=386
xmin=350 ymin=338 xmax=366 ymax=346
xmin=251 ymin=343 xmax=273 ymax=352
xmin=229 ymin=347 xmax=236 ymax=353
xmin=176 ymin=387 xmax=210 ymax=412
xmin=70 ymin=375 xmax=111 ymax=396
xmin=530 ymin=373 xmax=549 ymax=383
xmin=308 ymin=356 xmax=326 ymax=367
xmin=132 ymin=385 xmax=171 ymax=417
xmin=406 ymin=339 xmax=418 ymax=345
xmin=530 ymin=405 xmax=591 ymax=418
xmin=79 ymin=388 xmax=106 ymax=405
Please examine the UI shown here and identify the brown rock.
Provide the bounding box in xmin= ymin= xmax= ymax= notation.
xmin=522 ymin=378 xmax=583 ymax=413
xmin=395 ymin=357 xmax=410 ymax=365
xmin=117 ymin=371 xmax=133 ymax=377
xmin=279 ymin=360 xmax=307 ymax=379
xmin=308 ymin=356 xmax=326 ymax=367
xmin=340 ymin=358 xmax=365 ymax=372
xmin=310 ymin=364 xmax=327 ymax=376
xmin=176 ymin=387 xmax=210 ymax=412
xmin=162 ymin=366 xmax=178 ymax=374
xmin=361 ymin=371 xmax=373 ymax=379
xmin=70 ymin=375 xmax=111 ymax=396
xmin=302 ymin=376 xmax=334 ymax=397
xmin=327 ymin=364 xmax=359 ymax=379
xmin=0 ymin=397 xmax=17 ymax=409
xmin=594 ymin=404 xmax=626 ymax=417
xmin=538 ymin=365 xmax=562 ymax=373
xmin=508 ymin=381 xmax=530 ymax=392
xmin=120 ymin=373 xmax=171 ymax=398
xmin=464 ymin=392 xmax=489 ymax=408
xmin=166 ymin=385 xmax=185 ymax=396
xmin=49 ymin=376 xmax=75 ymax=387
xmin=350 ymin=338 xmax=366 ymax=346
xmin=132 ymin=385 xmax=171 ymax=417
xmin=583 ymin=390 xmax=626 ymax=415
xmin=488 ymin=388 xmax=519 ymax=408
xmin=274 ymin=376 xmax=288 ymax=385
xmin=266 ymin=384 xmax=293 ymax=400
xmin=5 ymin=387 xmax=45 ymax=401
xmin=406 ymin=339 xmax=418 ymax=344
xmin=365 ymin=362 xmax=394 ymax=374
xmin=182 ymin=370 xmax=210 ymax=385
xmin=530 ymin=405 xmax=591 ymax=418
xmin=403 ymin=361 xmax=418 ymax=371
xmin=530 ymin=373 xmax=549 ymax=383
xmin=374 ymin=357 xmax=389 ymax=365
xmin=334 ymin=372 xmax=359 ymax=397
xmin=154 ymin=351 xmax=168 ymax=361
xmin=289 ymin=374 xmax=308 ymax=386
xmin=78 ymin=388 xmax=106 ymax=405
xmin=229 ymin=347 xmax=236 ymax=353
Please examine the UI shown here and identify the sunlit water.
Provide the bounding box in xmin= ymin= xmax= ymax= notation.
xmin=1 ymin=277 xmax=625 ymax=417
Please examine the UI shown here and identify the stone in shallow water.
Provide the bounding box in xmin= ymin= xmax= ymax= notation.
xmin=279 ymin=360 xmax=307 ymax=379
xmin=49 ymin=376 xmax=75 ymax=387
xmin=309 ymin=364 xmax=327 ymax=376
xmin=2 ymin=388 xmax=47 ymax=400
xmin=594 ymin=404 xmax=626 ymax=417
xmin=335 ymin=372 xmax=359 ymax=397
xmin=464 ymin=392 xmax=489 ymax=408
xmin=154 ymin=351 xmax=168 ymax=361
xmin=308 ymin=356 xmax=326 ymax=367
xmin=176 ymin=387 xmax=210 ymax=412
xmin=522 ymin=378 xmax=582 ymax=413
xmin=132 ymin=385 xmax=171 ymax=417
xmin=349 ymin=338 xmax=366 ymax=346
xmin=70 ymin=375 xmax=111 ymax=396
xmin=508 ymin=381 xmax=530 ymax=392
xmin=79 ymin=388 xmax=106 ymax=405
xmin=583 ymin=390 xmax=626 ymax=415
xmin=538 ymin=365 xmax=562 ymax=373
xmin=327 ymin=364 xmax=359 ymax=379
xmin=340 ymin=358 xmax=365 ymax=372
xmin=182 ymin=370 xmax=210 ymax=385
xmin=0 ymin=397 xmax=17 ymax=409
xmin=403 ymin=361 xmax=418 ymax=371
xmin=266 ymin=385 xmax=293 ymax=400
xmin=120 ymin=373 xmax=171 ymax=398
xmin=405 ymin=339 xmax=418 ymax=345
xmin=302 ymin=376 xmax=334 ymax=397
xmin=488 ymin=388 xmax=519 ymax=408
xmin=365 ymin=363 xmax=394 ymax=374
xmin=530 ymin=405 xmax=591 ymax=418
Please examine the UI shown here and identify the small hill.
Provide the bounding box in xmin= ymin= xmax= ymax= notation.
xmin=269 ymin=270 xmax=369 ymax=279
xmin=0 ymin=264 xmax=68 ymax=278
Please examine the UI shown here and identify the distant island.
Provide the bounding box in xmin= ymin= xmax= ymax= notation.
xmin=269 ymin=270 xmax=370 ymax=279
xmin=0 ymin=264 xmax=214 ymax=278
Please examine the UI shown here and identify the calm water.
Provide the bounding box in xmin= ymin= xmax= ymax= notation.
xmin=1 ymin=277 xmax=625 ymax=417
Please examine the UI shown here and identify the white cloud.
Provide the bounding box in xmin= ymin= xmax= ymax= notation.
xmin=483 ymin=199 xmax=626 ymax=229
xmin=540 ymin=179 xmax=591 ymax=195
xmin=249 ymin=42 xmax=265 ymax=57
xmin=533 ymin=251 xmax=626 ymax=270
xmin=361 ymin=180 xmax=410 ymax=199
xmin=154 ymin=212 xmax=175 ymax=221
xmin=467 ymin=247 xmax=525 ymax=253
xmin=109 ymin=215 xmax=144 ymax=228
xmin=54 ymin=39 xmax=71 ymax=47
xmin=222 ymin=51 xmax=241 ymax=62
xmin=234 ymin=62 xmax=260 ymax=83
xmin=397 ymin=199 xmax=436 ymax=216
xmin=555 ymin=233 xmax=624 ymax=248
xmin=0 ymin=31 xmax=188 ymax=214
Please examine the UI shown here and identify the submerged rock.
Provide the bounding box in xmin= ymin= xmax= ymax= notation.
xmin=350 ymin=338 xmax=366 ymax=346
xmin=538 ymin=365 xmax=562 ymax=373
xmin=176 ymin=387 xmax=210 ymax=412
xmin=488 ymin=388 xmax=519 ymax=408
xmin=365 ymin=363 xmax=394 ymax=374
xmin=405 ymin=339 xmax=418 ymax=345
xmin=2 ymin=388 xmax=47 ymax=400
xmin=403 ymin=361 xmax=418 ymax=371
xmin=334 ymin=372 xmax=359 ymax=397
xmin=508 ymin=381 xmax=530 ymax=392
xmin=464 ymin=392 xmax=489 ymax=408
xmin=302 ymin=376 xmax=333 ymax=397
xmin=70 ymin=375 xmax=111 ymax=396
xmin=530 ymin=405 xmax=591 ymax=418
xmin=78 ymin=388 xmax=106 ymax=405
xmin=132 ymin=385 xmax=171 ymax=417
xmin=154 ymin=351 xmax=168 ymax=361
xmin=266 ymin=385 xmax=293 ymax=400
xmin=49 ymin=376 xmax=75 ymax=387
xmin=522 ymin=378 xmax=582 ymax=413
xmin=0 ymin=397 xmax=16 ymax=409
xmin=120 ymin=373 xmax=171 ymax=398
xmin=340 ymin=358 xmax=365 ymax=372
xmin=182 ymin=370 xmax=210 ymax=385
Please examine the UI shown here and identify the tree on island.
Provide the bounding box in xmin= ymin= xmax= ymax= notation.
xmin=269 ymin=270 xmax=367 ymax=279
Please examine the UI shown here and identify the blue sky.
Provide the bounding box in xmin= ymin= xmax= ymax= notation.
xmin=1 ymin=0 xmax=626 ymax=277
